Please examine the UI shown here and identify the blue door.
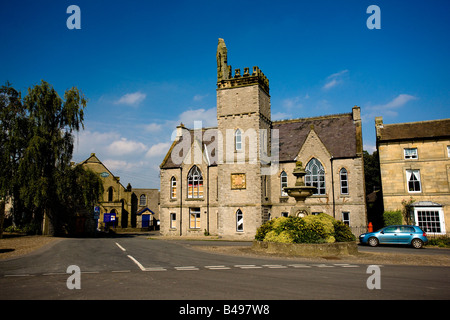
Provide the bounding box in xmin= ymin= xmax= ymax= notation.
xmin=142 ymin=214 xmax=150 ymax=228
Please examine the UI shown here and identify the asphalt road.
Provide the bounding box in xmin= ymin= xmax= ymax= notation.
xmin=0 ymin=235 xmax=449 ymax=304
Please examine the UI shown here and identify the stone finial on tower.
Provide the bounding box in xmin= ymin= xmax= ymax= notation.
xmin=217 ymin=38 xmax=230 ymax=82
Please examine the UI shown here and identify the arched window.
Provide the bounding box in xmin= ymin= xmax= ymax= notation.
xmin=108 ymin=187 xmax=114 ymax=202
xmin=170 ymin=176 xmax=177 ymax=199
xmin=235 ymin=129 xmax=242 ymax=151
xmin=340 ymin=168 xmax=349 ymax=195
xmin=236 ymin=209 xmax=244 ymax=232
xmin=280 ymin=171 xmax=288 ymax=196
xmin=139 ymin=194 xmax=146 ymax=206
xmin=187 ymin=165 xmax=203 ymax=198
xmin=305 ymin=158 xmax=325 ymax=195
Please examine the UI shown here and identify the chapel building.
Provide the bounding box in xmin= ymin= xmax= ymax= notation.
xmin=159 ymin=39 xmax=367 ymax=239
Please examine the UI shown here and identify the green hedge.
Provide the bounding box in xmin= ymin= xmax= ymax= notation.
xmin=255 ymin=214 xmax=356 ymax=244
xmin=383 ymin=210 xmax=402 ymax=226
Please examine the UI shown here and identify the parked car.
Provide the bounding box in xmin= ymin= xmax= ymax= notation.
xmin=359 ymin=225 xmax=428 ymax=249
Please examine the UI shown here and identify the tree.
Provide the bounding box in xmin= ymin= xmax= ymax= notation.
xmin=17 ymin=80 xmax=88 ymax=234
xmin=0 ymin=80 xmax=103 ymax=236
xmin=363 ymin=150 xmax=381 ymax=193
xmin=0 ymin=83 xmax=28 ymax=237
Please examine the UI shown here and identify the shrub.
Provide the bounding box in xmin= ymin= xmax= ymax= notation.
xmin=254 ymin=219 xmax=274 ymax=241
xmin=333 ymin=220 xmax=356 ymax=242
xmin=383 ymin=210 xmax=402 ymax=226
xmin=255 ymin=214 xmax=355 ymax=244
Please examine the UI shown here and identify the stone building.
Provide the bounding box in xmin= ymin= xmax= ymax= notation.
xmin=80 ymin=153 xmax=160 ymax=230
xmin=376 ymin=117 xmax=450 ymax=234
xmin=159 ymin=39 xmax=367 ymax=239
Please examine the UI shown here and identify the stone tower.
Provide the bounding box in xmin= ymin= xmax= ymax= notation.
xmin=216 ymin=38 xmax=272 ymax=237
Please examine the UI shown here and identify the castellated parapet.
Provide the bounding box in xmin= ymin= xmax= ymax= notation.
xmin=216 ymin=38 xmax=269 ymax=95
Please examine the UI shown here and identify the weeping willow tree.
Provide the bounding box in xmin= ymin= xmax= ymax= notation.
xmin=1 ymin=80 xmax=103 ymax=236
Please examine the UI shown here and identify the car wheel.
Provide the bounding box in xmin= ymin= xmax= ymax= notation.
xmin=411 ymin=239 xmax=423 ymax=249
xmin=368 ymin=237 xmax=379 ymax=247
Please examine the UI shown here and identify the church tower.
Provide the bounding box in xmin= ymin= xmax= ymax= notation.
xmin=216 ymin=38 xmax=272 ymax=237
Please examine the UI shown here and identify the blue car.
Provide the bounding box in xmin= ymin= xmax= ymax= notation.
xmin=359 ymin=225 xmax=428 ymax=249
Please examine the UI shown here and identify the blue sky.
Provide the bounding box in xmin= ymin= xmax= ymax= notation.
xmin=1 ymin=0 xmax=449 ymax=188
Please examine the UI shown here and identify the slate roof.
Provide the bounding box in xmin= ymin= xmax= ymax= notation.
xmin=377 ymin=118 xmax=450 ymax=142
xmin=273 ymin=113 xmax=358 ymax=161
xmin=160 ymin=113 xmax=359 ymax=169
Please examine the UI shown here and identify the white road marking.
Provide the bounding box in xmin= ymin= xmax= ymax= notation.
xmin=175 ymin=266 xmax=199 ymax=271
xmin=144 ymin=267 xmax=167 ymax=272
xmin=115 ymin=242 xmax=126 ymax=251
xmin=263 ymin=264 xmax=288 ymax=268
xmin=235 ymin=264 xmax=262 ymax=269
xmin=205 ymin=265 xmax=231 ymax=270
xmin=127 ymin=255 xmax=146 ymax=271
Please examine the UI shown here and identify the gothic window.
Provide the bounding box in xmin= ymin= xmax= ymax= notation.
xmin=187 ymin=165 xmax=203 ymax=198
xmin=280 ymin=171 xmax=288 ymax=196
xmin=235 ymin=129 xmax=242 ymax=151
xmin=406 ymin=169 xmax=421 ymax=193
xmin=305 ymin=158 xmax=326 ymax=195
xmin=236 ymin=209 xmax=244 ymax=232
xmin=340 ymin=168 xmax=349 ymax=195
xmin=107 ymin=187 xmax=113 ymax=202
xmin=170 ymin=176 xmax=177 ymax=199
xmin=139 ymin=194 xmax=146 ymax=206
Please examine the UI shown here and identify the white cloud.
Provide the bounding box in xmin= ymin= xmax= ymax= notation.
xmin=282 ymin=97 xmax=303 ymax=110
xmin=374 ymin=94 xmax=417 ymax=110
xmin=322 ymin=69 xmax=348 ymax=90
xmin=107 ymin=138 xmax=147 ymax=155
xmin=178 ymin=107 xmax=217 ymax=128
xmin=193 ymin=94 xmax=208 ymax=102
xmin=114 ymin=91 xmax=146 ymax=105
xmin=272 ymin=112 xmax=292 ymax=121
xmin=362 ymin=94 xmax=418 ymax=122
xmin=146 ymin=142 xmax=172 ymax=158
xmin=145 ymin=123 xmax=163 ymax=132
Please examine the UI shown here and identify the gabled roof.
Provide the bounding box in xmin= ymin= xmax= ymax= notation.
xmin=273 ymin=113 xmax=358 ymax=161
xmin=160 ymin=128 xmax=218 ymax=169
xmin=377 ymin=118 xmax=450 ymax=143
xmin=137 ymin=207 xmax=156 ymax=215
xmin=160 ymin=113 xmax=359 ymax=169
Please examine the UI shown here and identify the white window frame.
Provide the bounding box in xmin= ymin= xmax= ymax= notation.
xmin=236 ymin=209 xmax=244 ymax=232
xmin=340 ymin=168 xmax=349 ymax=195
xmin=305 ymin=158 xmax=326 ymax=195
xmin=189 ymin=208 xmax=201 ymax=229
xmin=170 ymin=213 xmax=176 ymax=229
xmin=404 ymin=148 xmax=418 ymax=159
xmin=187 ymin=166 xmax=203 ymax=199
xmin=447 ymin=146 xmax=450 ymax=158
xmin=235 ymin=129 xmax=242 ymax=151
xmin=406 ymin=169 xmax=422 ymax=193
xmin=170 ymin=176 xmax=177 ymax=199
xmin=280 ymin=171 xmax=288 ymax=196
xmin=342 ymin=212 xmax=350 ymax=226
xmin=414 ymin=207 xmax=445 ymax=235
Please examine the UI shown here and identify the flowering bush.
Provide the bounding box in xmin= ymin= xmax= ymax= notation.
xmin=255 ymin=214 xmax=355 ymax=244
